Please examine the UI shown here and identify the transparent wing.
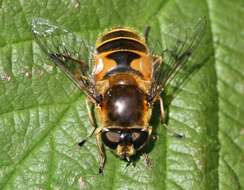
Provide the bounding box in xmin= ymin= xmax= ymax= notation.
xmin=148 ymin=18 xmax=207 ymax=102
xmin=32 ymin=18 xmax=101 ymax=103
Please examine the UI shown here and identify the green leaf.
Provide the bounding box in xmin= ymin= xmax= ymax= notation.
xmin=0 ymin=0 xmax=243 ymax=190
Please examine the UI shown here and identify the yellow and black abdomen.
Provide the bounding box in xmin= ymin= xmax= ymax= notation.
xmin=96 ymin=28 xmax=147 ymax=53
xmin=93 ymin=28 xmax=153 ymax=82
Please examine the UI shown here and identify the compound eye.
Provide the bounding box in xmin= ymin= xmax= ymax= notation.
xmin=101 ymin=131 xmax=120 ymax=149
xmin=131 ymin=131 xmax=148 ymax=150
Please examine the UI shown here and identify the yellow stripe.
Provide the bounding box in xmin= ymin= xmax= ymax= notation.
xmin=97 ymin=49 xmax=148 ymax=57
xmin=96 ymin=36 xmax=147 ymax=49
xmin=104 ymin=27 xmax=140 ymax=36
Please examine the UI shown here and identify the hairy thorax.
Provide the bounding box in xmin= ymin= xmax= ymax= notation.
xmin=102 ymin=85 xmax=146 ymax=127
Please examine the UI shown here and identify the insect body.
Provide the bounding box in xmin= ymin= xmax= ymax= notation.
xmin=32 ymin=18 xmax=205 ymax=174
xmin=93 ymin=28 xmax=155 ymax=163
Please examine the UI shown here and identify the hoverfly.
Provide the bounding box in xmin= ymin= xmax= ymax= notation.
xmin=32 ymin=18 xmax=206 ymax=174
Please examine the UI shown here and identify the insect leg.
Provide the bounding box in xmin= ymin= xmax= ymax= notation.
xmin=143 ymin=153 xmax=153 ymax=167
xmin=144 ymin=26 xmax=151 ymax=44
xmin=86 ymin=97 xmax=96 ymax=128
xmin=153 ymin=55 xmax=163 ymax=66
xmin=159 ymin=99 xmax=184 ymax=138
xmin=159 ymin=97 xmax=165 ymax=123
xmin=162 ymin=123 xmax=184 ymax=138
xmin=158 ymin=96 xmax=184 ymax=138
xmin=96 ymin=128 xmax=106 ymax=174
xmin=78 ymin=98 xmax=96 ymax=146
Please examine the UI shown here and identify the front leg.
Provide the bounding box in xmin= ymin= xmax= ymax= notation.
xmin=86 ymin=97 xmax=96 ymax=128
xmin=95 ymin=128 xmax=106 ymax=174
xmin=78 ymin=98 xmax=97 ymax=146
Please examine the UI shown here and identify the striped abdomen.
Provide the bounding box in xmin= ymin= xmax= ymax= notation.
xmin=96 ymin=28 xmax=148 ymax=53
xmin=93 ymin=28 xmax=153 ymax=82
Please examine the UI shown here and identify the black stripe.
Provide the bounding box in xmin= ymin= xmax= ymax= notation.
xmin=100 ymin=30 xmax=141 ymax=42
xmin=104 ymin=67 xmax=143 ymax=79
xmin=97 ymin=38 xmax=147 ymax=53
xmin=107 ymin=51 xmax=140 ymax=66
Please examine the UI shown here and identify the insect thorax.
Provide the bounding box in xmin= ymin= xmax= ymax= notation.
xmin=103 ymin=85 xmax=145 ymax=126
